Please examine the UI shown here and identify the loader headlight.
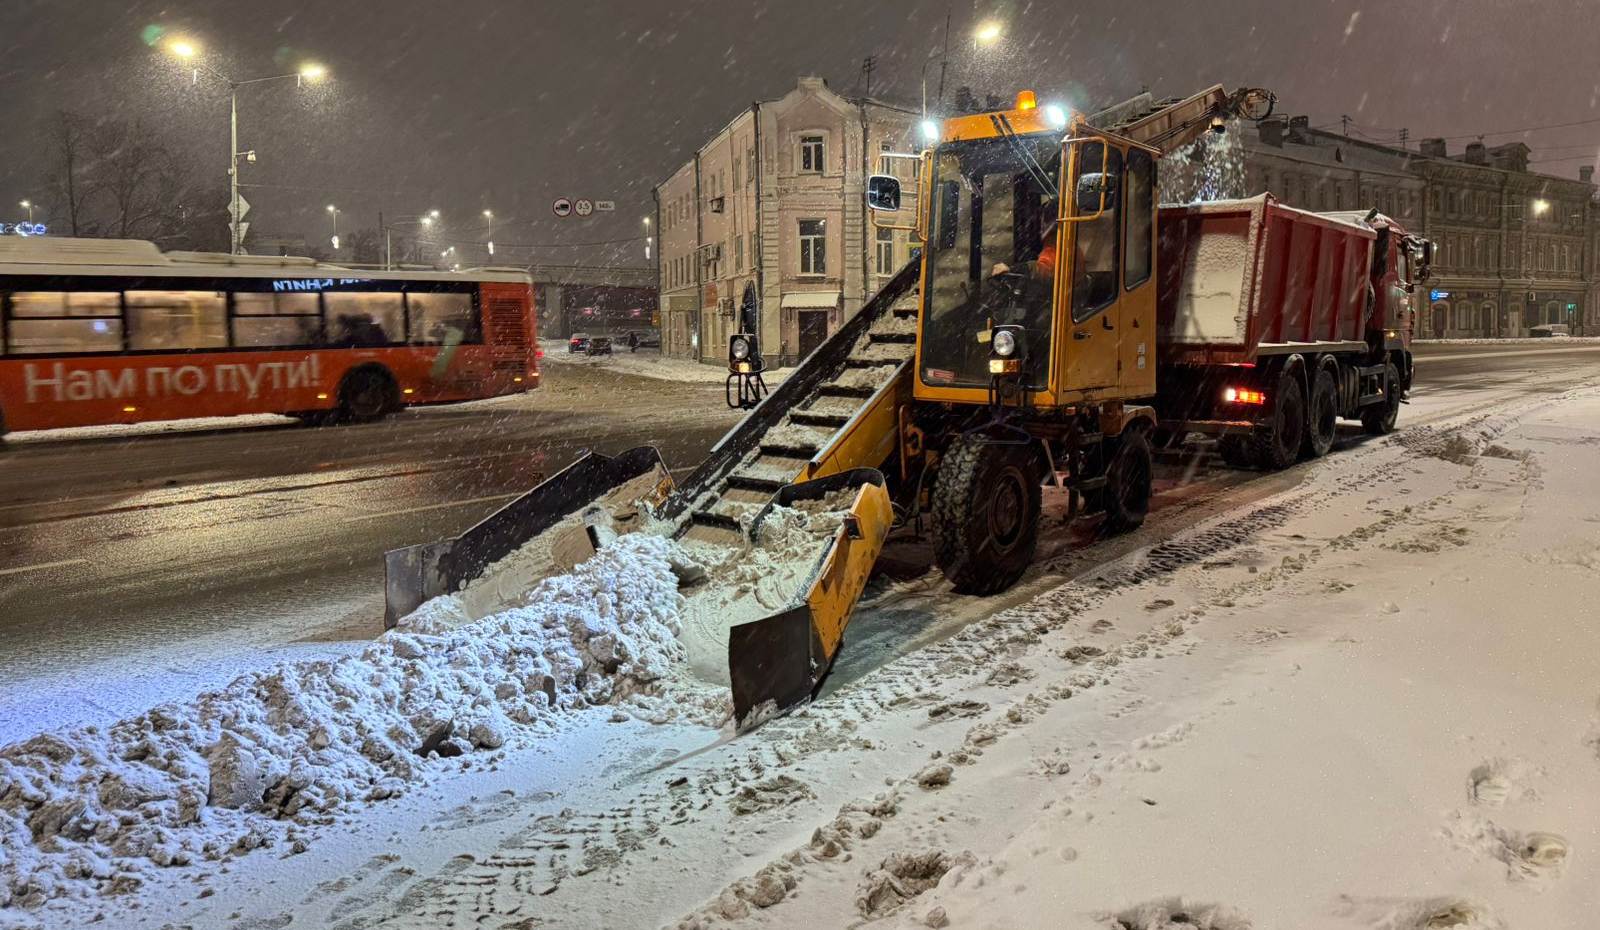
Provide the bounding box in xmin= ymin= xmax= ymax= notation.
xmin=730 ymin=337 xmax=750 ymax=360
xmin=992 ymin=329 xmax=1018 ymax=357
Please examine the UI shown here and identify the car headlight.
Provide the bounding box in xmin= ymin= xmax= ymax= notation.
xmin=731 ymin=337 xmax=750 ymax=360
xmin=992 ymin=329 xmax=1017 ymax=357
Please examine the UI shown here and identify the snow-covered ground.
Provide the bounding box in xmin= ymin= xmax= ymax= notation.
xmin=5 ymin=376 xmax=1600 ymax=928
xmin=540 ymin=339 xmax=795 ymax=385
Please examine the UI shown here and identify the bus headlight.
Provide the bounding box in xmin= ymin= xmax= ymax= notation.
xmin=992 ymin=329 xmax=1017 ymax=357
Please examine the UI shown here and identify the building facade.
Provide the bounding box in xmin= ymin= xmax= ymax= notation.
xmin=654 ymin=77 xmax=918 ymax=365
xmin=1240 ymin=116 xmax=1597 ymax=337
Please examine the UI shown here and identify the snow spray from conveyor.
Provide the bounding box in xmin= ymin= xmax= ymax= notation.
xmin=383 ymin=260 xmax=922 ymax=727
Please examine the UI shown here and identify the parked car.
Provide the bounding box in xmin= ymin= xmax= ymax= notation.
xmin=1529 ymin=324 xmax=1571 ymax=338
xmin=586 ymin=336 xmax=613 ymax=356
xmin=568 ymin=333 xmax=591 ymax=353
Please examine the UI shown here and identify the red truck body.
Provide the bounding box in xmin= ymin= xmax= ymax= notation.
xmin=1155 ymin=194 xmax=1389 ymax=366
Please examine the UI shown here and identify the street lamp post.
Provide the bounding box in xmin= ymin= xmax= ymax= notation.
xmin=483 ymin=209 xmax=494 ymax=257
xmin=643 ymin=216 xmax=651 ymax=261
xmin=383 ymin=210 xmax=440 ymax=269
xmin=920 ymin=18 xmax=1003 ymax=120
xmin=18 ymin=200 xmax=33 ymax=223
xmin=163 ymin=38 xmax=328 ymax=255
xmin=326 ymin=204 xmax=340 ymax=250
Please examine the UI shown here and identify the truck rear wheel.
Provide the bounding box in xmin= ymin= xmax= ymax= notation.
xmin=1252 ymin=369 xmax=1305 ymax=471
xmin=1101 ymin=428 xmax=1152 ymax=533
xmin=931 ymin=437 xmax=1042 ymax=595
xmin=1302 ymin=366 xmax=1338 ymax=459
xmin=1217 ymin=434 xmax=1257 ymax=469
xmin=1361 ymin=361 xmax=1401 ymax=435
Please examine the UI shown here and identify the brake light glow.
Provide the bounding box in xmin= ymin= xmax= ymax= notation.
xmin=1223 ymin=386 xmax=1266 ymax=405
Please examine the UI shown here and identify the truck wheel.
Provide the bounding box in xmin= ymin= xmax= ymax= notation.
xmin=931 ymin=437 xmax=1042 ymax=595
xmin=338 ymin=368 xmax=398 ymax=423
xmin=1302 ymin=366 xmax=1338 ymax=459
xmin=1361 ymin=361 xmax=1402 ymax=435
xmin=1252 ymin=369 xmax=1305 ymax=471
xmin=1101 ymin=428 xmax=1152 ymax=533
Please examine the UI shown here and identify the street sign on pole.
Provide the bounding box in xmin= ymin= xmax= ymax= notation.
xmin=227 ymin=194 xmax=251 ymax=222
xmin=552 ymin=197 xmax=573 ymax=217
xmin=575 ymin=199 xmax=594 ymax=217
xmin=594 ymin=200 xmax=615 ymax=212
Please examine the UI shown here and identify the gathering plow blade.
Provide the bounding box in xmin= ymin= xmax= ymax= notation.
xmin=727 ymin=468 xmax=894 ymax=730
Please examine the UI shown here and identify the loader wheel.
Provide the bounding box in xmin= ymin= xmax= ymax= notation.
xmin=1252 ymin=368 xmax=1305 ymax=471
xmin=931 ymin=437 xmax=1042 ymax=595
xmin=1302 ymin=366 xmax=1338 ymax=459
xmin=1361 ymin=361 xmax=1401 ymax=435
xmin=1101 ymin=428 xmax=1152 ymax=534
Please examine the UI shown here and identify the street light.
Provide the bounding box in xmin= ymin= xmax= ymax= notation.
xmin=326 ymin=204 xmax=340 ymax=250
xmin=483 ymin=209 xmax=495 ymax=257
xmin=160 ymin=36 xmax=331 ymax=255
xmin=973 ymin=20 xmax=1003 ymax=46
xmin=1532 ymin=198 xmax=1551 ymax=216
xmin=383 ymin=210 xmax=442 ymax=269
xmin=18 ymin=200 xmax=32 ymax=223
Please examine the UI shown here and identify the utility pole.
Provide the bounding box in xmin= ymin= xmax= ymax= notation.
xmin=1341 ymin=114 xmax=1351 ymax=137
xmin=860 ymin=55 xmax=877 ymax=99
xmin=936 ymin=9 xmax=951 ymax=108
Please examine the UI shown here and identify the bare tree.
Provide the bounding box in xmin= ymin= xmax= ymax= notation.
xmin=43 ymin=111 xmax=95 ymax=236
xmin=88 ymin=119 xmax=181 ymax=240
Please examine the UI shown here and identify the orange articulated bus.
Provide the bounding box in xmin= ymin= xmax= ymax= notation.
xmin=0 ymin=237 xmax=539 ymax=436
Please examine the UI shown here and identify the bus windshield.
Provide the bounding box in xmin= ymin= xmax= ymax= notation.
xmin=919 ymin=133 xmax=1062 ymax=389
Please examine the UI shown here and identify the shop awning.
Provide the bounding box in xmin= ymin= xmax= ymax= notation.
xmin=780 ymin=291 xmax=841 ymax=309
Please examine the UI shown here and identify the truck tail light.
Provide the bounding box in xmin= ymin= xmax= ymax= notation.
xmin=1223 ymin=386 xmax=1266 ymax=405
xmin=536 ymin=348 xmax=545 ymax=359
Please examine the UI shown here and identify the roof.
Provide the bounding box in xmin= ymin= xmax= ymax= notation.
xmin=0 ymin=237 xmax=532 ymax=285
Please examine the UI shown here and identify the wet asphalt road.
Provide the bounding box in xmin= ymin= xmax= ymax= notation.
xmin=0 ymin=360 xmax=740 ymax=705
xmin=1 ymin=340 xmax=1598 ymax=732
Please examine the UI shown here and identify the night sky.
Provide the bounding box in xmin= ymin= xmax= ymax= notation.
xmin=1 ymin=0 xmax=1594 ymax=265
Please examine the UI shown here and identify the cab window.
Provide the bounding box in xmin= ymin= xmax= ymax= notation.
xmin=1124 ymin=149 xmax=1155 ymax=289
xmin=1071 ymin=143 xmax=1122 ymax=323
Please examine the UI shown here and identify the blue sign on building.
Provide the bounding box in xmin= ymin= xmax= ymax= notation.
xmin=1429 ymin=289 xmax=1450 ymax=301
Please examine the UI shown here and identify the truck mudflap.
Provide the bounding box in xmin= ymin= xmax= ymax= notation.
xmin=727 ymin=468 xmax=893 ymax=729
xmin=383 ymin=445 xmax=673 ymax=626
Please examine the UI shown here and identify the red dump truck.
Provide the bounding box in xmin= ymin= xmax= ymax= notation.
xmin=1153 ymin=193 xmax=1429 ymax=468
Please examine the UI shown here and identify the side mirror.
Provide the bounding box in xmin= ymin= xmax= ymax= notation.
xmin=1075 ymin=172 xmax=1115 ymax=214
xmin=867 ymin=174 xmax=902 ymax=211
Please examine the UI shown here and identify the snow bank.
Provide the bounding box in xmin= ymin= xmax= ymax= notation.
xmin=0 ymin=533 xmax=687 ymax=910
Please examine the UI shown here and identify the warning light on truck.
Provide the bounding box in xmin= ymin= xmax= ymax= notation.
xmin=1223 ymin=387 xmax=1266 ymax=405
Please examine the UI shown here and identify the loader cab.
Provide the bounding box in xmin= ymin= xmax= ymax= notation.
xmin=885 ymin=99 xmax=1161 ymax=410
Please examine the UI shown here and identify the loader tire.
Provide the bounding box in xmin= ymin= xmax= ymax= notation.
xmin=1361 ymin=361 xmax=1402 ymax=435
xmin=1302 ymin=365 xmax=1338 ymax=459
xmin=1252 ymin=368 xmax=1305 ymax=471
xmin=1101 ymin=428 xmax=1152 ymax=534
xmin=931 ymin=437 xmax=1041 ymax=596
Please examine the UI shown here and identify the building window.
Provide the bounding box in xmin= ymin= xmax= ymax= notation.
xmin=799 ymin=219 xmax=826 ymax=275
xmin=875 ymin=227 xmax=895 ymax=275
xmin=878 ymin=141 xmax=894 ymax=176
xmin=799 ymin=134 xmax=825 ymax=173
xmin=736 ymin=234 xmax=745 ymax=272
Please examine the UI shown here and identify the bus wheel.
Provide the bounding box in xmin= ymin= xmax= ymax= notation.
xmin=338 ymin=368 xmax=398 ymax=423
xmin=931 ymin=437 xmax=1042 ymax=595
xmin=1302 ymin=365 xmax=1338 ymax=459
xmin=1361 ymin=361 xmax=1402 ymax=435
xmin=1101 ymin=428 xmax=1152 ymax=534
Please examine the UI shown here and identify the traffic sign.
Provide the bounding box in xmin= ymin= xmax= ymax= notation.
xmin=594 ymin=200 xmax=616 ymax=212
xmin=552 ymin=197 xmax=573 ymax=217
xmin=575 ymin=199 xmax=594 ymax=217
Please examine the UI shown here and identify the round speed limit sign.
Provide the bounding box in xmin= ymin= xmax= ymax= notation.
xmin=575 ymin=199 xmax=594 ymax=217
xmin=552 ymin=198 xmax=573 ymax=217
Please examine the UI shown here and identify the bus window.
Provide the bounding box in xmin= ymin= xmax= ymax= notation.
xmin=325 ymin=292 xmax=403 ymax=347
xmin=406 ymin=291 xmax=479 ymax=345
xmin=233 ymin=292 xmax=322 ymax=348
xmin=126 ymin=291 xmax=227 ymax=351
xmin=6 ymin=291 xmax=124 ymax=354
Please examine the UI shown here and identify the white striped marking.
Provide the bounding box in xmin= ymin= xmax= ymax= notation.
xmin=341 ymin=493 xmax=519 ymax=524
xmin=0 ymin=558 xmax=90 ymax=578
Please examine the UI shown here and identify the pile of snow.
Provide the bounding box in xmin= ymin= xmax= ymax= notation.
xmin=0 ymin=534 xmax=687 ymax=910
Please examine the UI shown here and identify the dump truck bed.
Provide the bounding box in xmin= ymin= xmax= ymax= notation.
xmin=1156 ymin=194 xmax=1378 ymax=366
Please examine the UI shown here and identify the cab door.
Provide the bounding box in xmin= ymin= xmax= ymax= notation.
xmin=1116 ymin=147 xmax=1158 ymax=398
xmin=1060 ymin=141 xmax=1124 ymax=393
